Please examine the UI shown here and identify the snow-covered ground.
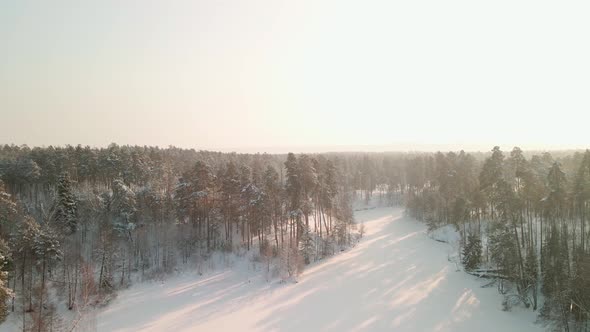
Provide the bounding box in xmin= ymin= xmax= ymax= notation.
xmin=90 ymin=206 xmax=541 ymax=332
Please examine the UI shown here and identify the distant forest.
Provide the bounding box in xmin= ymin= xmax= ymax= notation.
xmin=0 ymin=144 xmax=589 ymax=331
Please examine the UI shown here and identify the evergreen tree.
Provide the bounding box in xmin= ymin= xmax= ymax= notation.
xmin=571 ymin=248 xmax=590 ymax=324
xmin=285 ymin=153 xmax=301 ymax=214
xmin=0 ymin=239 xmax=12 ymax=323
xmin=573 ymin=150 xmax=590 ymax=252
xmin=462 ymin=233 xmax=482 ymax=271
xmin=540 ymin=225 xmax=571 ymax=330
xmin=111 ymin=179 xmax=137 ymax=237
xmin=33 ymin=225 xmax=62 ymax=329
xmin=285 ymin=153 xmax=302 ymax=245
xmin=479 ymin=146 xmax=505 ymax=220
xmin=53 ymin=172 xmax=78 ymax=234
xmin=221 ymin=162 xmax=241 ymax=246
xmin=523 ymin=246 xmax=538 ymax=310
xmin=489 ymin=222 xmax=518 ymax=280
xmin=10 ymin=216 xmax=42 ymax=329
xmin=0 ymin=180 xmax=18 ymax=238
xmin=298 ymin=224 xmax=314 ymax=264
xmin=262 ymin=165 xmax=282 ymax=248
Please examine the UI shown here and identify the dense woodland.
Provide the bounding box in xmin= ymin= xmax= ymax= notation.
xmin=0 ymin=144 xmax=359 ymax=331
xmin=339 ymin=146 xmax=590 ymax=331
xmin=0 ymin=144 xmax=589 ymax=331
xmin=402 ymin=147 xmax=590 ymax=331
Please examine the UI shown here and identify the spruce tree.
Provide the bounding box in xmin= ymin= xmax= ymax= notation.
xmin=462 ymin=233 xmax=482 ymax=271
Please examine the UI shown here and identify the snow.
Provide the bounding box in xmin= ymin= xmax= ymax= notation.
xmin=89 ymin=206 xmax=541 ymax=332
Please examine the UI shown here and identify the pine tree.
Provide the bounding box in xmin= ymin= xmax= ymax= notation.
xmin=298 ymin=224 xmax=313 ymax=264
xmin=33 ymin=225 xmax=62 ymax=331
xmin=174 ymin=176 xmax=192 ymax=224
xmin=573 ymin=150 xmax=590 ymax=252
xmin=10 ymin=216 xmax=42 ymax=330
xmin=53 ymin=172 xmax=78 ymax=234
xmin=262 ymin=166 xmax=282 ymax=248
xmin=0 ymin=239 xmax=13 ymax=323
xmin=489 ymin=222 xmax=518 ymax=280
xmin=221 ymin=162 xmax=241 ymax=246
xmin=111 ymin=179 xmax=137 ymax=237
xmin=540 ymin=225 xmax=571 ymax=330
xmin=285 ymin=153 xmax=302 ymax=245
xmin=0 ymin=180 xmax=18 ymax=238
xmin=285 ymin=153 xmax=301 ymax=214
xmin=335 ymin=191 xmax=354 ymax=246
xmin=571 ymin=248 xmax=590 ymax=324
xmin=462 ymin=233 xmax=482 ymax=271
xmin=479 ymin=146 xmax=505 ymax=221
xmin=298 ymin=155 xmax=317 ymax=229
xmin=523 ymin=246 xmax=538 ymax=310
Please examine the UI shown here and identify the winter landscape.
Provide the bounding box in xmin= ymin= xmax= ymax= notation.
xmin=2 ymin=1 xmax=590 ymax=331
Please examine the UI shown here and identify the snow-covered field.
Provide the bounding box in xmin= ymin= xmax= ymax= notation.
xmin=89 ymin=206 xmax=541 ymax=332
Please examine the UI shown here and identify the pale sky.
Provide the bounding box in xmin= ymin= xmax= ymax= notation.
xmin=1 ymin=0 xmax=589 ymax=152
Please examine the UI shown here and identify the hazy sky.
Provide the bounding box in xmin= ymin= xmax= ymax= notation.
xmin=1 ymin=1 xmax=589 ymax=152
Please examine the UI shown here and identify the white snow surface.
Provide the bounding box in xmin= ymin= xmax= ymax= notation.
xmin=89 ymin=206 xmax=541 ymax=332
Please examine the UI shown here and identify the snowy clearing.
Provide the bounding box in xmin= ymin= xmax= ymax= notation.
xmin=93 ymin=207 xmax=541 ymax=332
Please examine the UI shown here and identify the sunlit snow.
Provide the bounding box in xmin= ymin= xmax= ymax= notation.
xmin=90 ymin=207 xmax=540 ymax=332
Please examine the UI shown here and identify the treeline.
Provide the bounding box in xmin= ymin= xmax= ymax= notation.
xmin=0 ymin=144 xmax=357 ymax=331
xmin=316 ymin=148 xmax=589 ymax=330
xmin=3 ymin=144 xmax=587 ymax=330
xmin=402 ymin=147 xmax=590 ymax=331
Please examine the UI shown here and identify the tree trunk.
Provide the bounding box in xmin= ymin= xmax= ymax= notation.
xmin=37 ymin=258 xmax=46 ymax=332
